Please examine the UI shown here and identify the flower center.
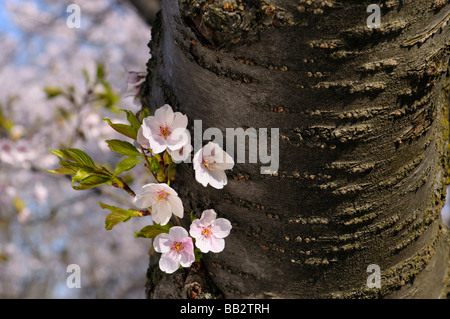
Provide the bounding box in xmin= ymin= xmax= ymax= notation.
xmin=159 ymin=125 xmax=171 ymax=139
xmin=202 ymin=157 xmax=217 ymax=171
xmin=154 ymin=190 xmax=168 ymax=204
xmin=201 ymin=226 xmax=212 ymax=238
xmin=171 ymin=241 xmax=184 ymax=254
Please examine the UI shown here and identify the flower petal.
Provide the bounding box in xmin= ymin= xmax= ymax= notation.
xmin=156 ymin=183 xmax=178 ymax=196
xmin=137 ymin=127 xmax=150 ymax=150
xmin=180 ymin=238 xmax=195 ymax=267
xmin=141 ymin=117 xmax=156 ymax=139
xmin=194 ymin=235 xmax=212 ymax=253
xmin=189 ymin=219 xmax=203 ymax=239
xmin=169 ymin=143 xmax=192 ymax=162
xmin=171 ymin=112 xmax=188 ymax=130
xmin=208 ymin=168 xmax=227 ymax=189
xmin=155 ymin=104 xmax=174 ymax=125
xmin=134 ymin=192 xmax=154 ymax=208
xmin=159 ymin=252 xmax=181 ymax=274
xmin=195 ymin=166 xmax=210 ymax=187
xmin=193 ymin=148 xmax=203 ymax=165
xmin=212 ymin=218 xmax=232 ymax=238
xmin=200 ymin=209 xmax=217 ymax=225
xmin=169 ymin=226 xmax=189 ymax=242
xmin=152 ymin=201 xmax=172 ymax=225
xmin=166 ymin=128 xmax=189 ymax=151
xmin=215 ymin=149 xmax=235 ymax=170
xmin=153 ymin=233 xmax=171 ymax=253
xmin=148 ymin=134 xmax=167 ymax=154
xmin=168 ymin=194 xmax=184 ymax=218
xmin=209 ymin=236 xmax=225 ymax=253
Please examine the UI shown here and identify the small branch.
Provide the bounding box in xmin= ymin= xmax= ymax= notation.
xmin=140 ymin=144 xmax=159 ymax=182
xmin=139 ymin=144 xmax=183 ymax=226
xmin=111 ymin=178 xmax=136 ymax=197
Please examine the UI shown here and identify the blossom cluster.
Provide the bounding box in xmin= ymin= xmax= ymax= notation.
xmin=134 ymin=104 xmax=234 ymax=273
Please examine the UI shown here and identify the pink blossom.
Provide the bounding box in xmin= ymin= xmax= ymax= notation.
xmin=140 ymin=104 xmax=189 ymax=154
xmin=193 ymin=142 xmax=234 ymax=189
xmin=167 ymin=131 xmax=193 ymax=163
xmin=153 ymin=226 xmax=195 ymax=274
xmin=134 ymin=183 xmax=184 ymax=225
xmin=189 ymin=209 xmax=232 ymax=253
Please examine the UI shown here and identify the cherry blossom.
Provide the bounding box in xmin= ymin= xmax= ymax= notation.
xmin=153 ymin=226 xmax=195 ymax=274
xmin=137 ymin=126 xmax=151 ymax=151
xmin=189 ymin=209 xmax=232 ymax=253
xmin=134 ymin=183 xmax=184 ymax=225
xmin=168 ymin=131 xmax=193 ymax=163
xmin=441 ymin=185 xmax=450 ymax=228
xmin=193 ymin=142 xmax=234 ymax=189
xmin=140 ymin=104 xmax=189 ymax=154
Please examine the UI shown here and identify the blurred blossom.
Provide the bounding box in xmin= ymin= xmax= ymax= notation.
xmin=0 ymin=0 xmax=152 ymax=298
xmin=17 ymin=207 xmax=31 ymax=224
xmin=33 ymin=182 xmax=48 ymax=205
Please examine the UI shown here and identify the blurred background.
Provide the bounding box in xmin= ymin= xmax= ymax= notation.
xmin=0 ymin=0 xmax=160 ymax=298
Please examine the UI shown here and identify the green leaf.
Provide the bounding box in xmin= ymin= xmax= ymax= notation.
xmin=44 ymin=86 xmax=63 ymax=99
xmin=149 ymin=157 xmax=163 ymax=173
xmin=163 ymin=151 xmax=173 ymax=166
xmin=96 ymin=80 xmax=120 ymax=111
xmin=194 ymin=248 xmax=203 ymax=262
xmin=103 ymin=118 xmax=137 ymax=140
xmin=72 ymin=175 xmax=111 ymax=190
xmin=105 ymin=139 xmax=141 ymax=157
xmin=98 ymin=202 xmax=142 ymax=230
xmin=49 ymin=148 xmax=96 ymax=167
xmin=82 ymin=68 xmax=90 ymax=85
xmin=47 ymin=159 xmax=82 ymax=175
xmin=141 ymin=108 xmax=150 ymax=122
xmin=157 ymin=172 xmax=166 ymax=182
xmin=190 ymin=211 xmax=197 ymax=222
xmin=121 ymin=109 xmax=141 ymax=131
xmin=96 ymin=64 xmax=105 ymax=81
xmin=113 ymin=156 xmax=142 ymax=176
xmin=135 ymin=224 xmax=171 ymax=239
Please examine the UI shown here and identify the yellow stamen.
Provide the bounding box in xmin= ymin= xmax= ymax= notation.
xmin=201 ymin=226 xmax=212 ymax=238
xmin=171 ymin=241 xmax=184 ymax=254
xmin=159 ymin=125 xmax=171 ymax=139
xmin=202 ymin=158 xmax=217 ymax=171
xmin=154 ymin=190 xmax=168 ymax=203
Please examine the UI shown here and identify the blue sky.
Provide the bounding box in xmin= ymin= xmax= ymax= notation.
xmin=0 ymin=0 xmax=20 ymax=35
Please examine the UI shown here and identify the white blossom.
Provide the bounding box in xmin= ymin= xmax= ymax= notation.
xmin=190 ymin=209 xmax=232 ymax=253
xmin=193 ymin=142 xmax=234 ymax=189
xmin=134 ymin=183 xmax=184 ymax=225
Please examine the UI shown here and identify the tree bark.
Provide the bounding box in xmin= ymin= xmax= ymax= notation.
xmin=140 ymin=0 xmax=450 ymax=298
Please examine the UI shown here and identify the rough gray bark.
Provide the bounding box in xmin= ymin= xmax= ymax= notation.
xmin=140 ymin=0 xmax=450 ymax=298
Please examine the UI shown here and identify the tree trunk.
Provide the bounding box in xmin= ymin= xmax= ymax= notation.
xmin=140 ymin=0 xmax=450 ymax=299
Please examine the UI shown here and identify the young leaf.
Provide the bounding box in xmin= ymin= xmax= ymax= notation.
xmin=149 ymin=157 xmax=163 ymax=173
xmin=163 ymin=151 xmax=173 ymax=166
xmin=103 ymin=118 xmax=137 ymax=140
xmin=46 ymin=159 xmax=82 ymax=175
xmin=105 ymin=139 xmax=141 ymax=157
xmin=98 ymin=202 xmax=142 ymax=230
xmin=121 ymin=109 xmax=141 ymax=131
xmin=49 ymin=148 xmax=96 ymax=168
xmin=72 ymin=175 xmax=111 ymax=190
xmin=96 ymin=63 xmax=105 ymax=81
xmin=157 ymin=172 xmax=166 ymax=182
xmin=194 ymin=248 xmax=203 ymax=262
xmin=113 ymin=156 xmax=142 ymax=176
xmin=141 ymin=108 xmax=150 ymax=122
xmin=190 ymin=211 xmax=197 ymax=222
xmin=44 ymin=86 xmax=63 ymax=99
xmin=135 ymin=224 xmax=171 ymax=239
